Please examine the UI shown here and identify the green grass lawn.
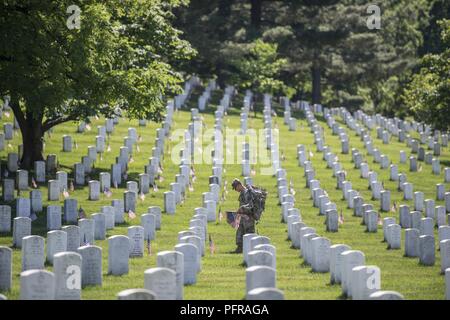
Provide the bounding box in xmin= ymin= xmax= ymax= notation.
xmin=0 ymin=87 xmax=448 ymax=300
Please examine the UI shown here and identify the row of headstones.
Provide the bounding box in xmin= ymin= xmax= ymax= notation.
xmin=63 ymin=116 xmax=117 ymax=153
xmin=324 ymin=110 xmax=450 ymax=213
xmin=197 ymin=80 xmax=217 ymax=111
xmin=0 ymin=204 xmax=162 ymax=298
xmin=328 ymin=108 xmax=448 ymax=183
xmin=174 ymin=76 xmax=201 ymax=109
xmin=326 ymin=112 xmax=450 ymax=213
xmin=347 ymin=107 xmax=449 ymax=149
xmin=115 ymin=87 xmax=236 ymax=300
xmin=306 ymin=111 xmax=450 ymax=237
xmin=335 ymin=107 xmax=448 ymax=178
xmin=323 ymin=110 xmax=449 ymax=217
xmin=162 ymin=85 xmax=220 ymax=216
xmin=299 ymin=128 xmax=450 ymax=275
xmin=300 ymin=110 xmax=450 ymax=296
xmin=277 ymin=108 xmax=402 ymax=299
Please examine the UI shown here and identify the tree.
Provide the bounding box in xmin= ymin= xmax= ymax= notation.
xmin=226 ymin=39 xmax=290 ymax=97
xmin=404 ymin=19 xmax=450 ymax=130
xmin=0 ymin=0 xmax=194 ymax=169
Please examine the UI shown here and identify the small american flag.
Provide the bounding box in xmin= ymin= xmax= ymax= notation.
xmin=82 ymin=233 xmax=90 ymax=246
xmin=128 ymin=156 xmax=134 ymax=164
xmin=128 ymin=210 xmax=136 ymax=220
xmin=188 ymin=182 xmax=194 ymax=192
xmin=289 ymin=178 xmax=296 ymax=196
xmin=30 ymin=212 xmax=37 ymax=221
xmin=146 ymin=237 xmax=151 ymax=255
xmin=104 ymin=187 xmax=112 ymax=197
xmin=69 ymin=181 xmax=75 ymax=192
xmin=209 ymin=235 xmax=216 ymax=255
xmin=107 ymin=144 xmax=111 ymax=152
xmin=338 ymin=210 xmax=344 ymax=224
xmin=153 ymin=183 xmax=158 ymax=192
xmin=139 ymin=192 xmax=146 ymax=201
xmin=31 ymin=177 xmax=38 ymax=188
xmin=391 ymin=201 xmax=397 ymax=213
xmin=78 ymin=207 xmax=86 ymax=219
xmin=378 ymin=213 xmax=383 ymax=226
xmin=63 ymin=188 xmax=70 ymax=198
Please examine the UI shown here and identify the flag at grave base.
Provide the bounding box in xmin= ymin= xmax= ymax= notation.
xmin=78 ymin=207 xmax=86 ymax=219
xmin=378 ymin=213 xmax=383 ymax=226
xmin=188 ymin=183 xmax=194 ymax=192
xmin=338 ymin=210 xmax=344 ymax=224
xmin=146 ymin=238 xmax=151 ymax=255
xmin=107 ymin=145 xmax=111 ymax=152
xmin=104 ymin=187 xmax=112 ymax=198
xmin=209 ymin=235 xmax=215 ymax=255
xmin=128 ymin=210 xmax=136 ymax=220
xmin=31 ymin=177 xmax=38 ymax=189
xmin=63 ymin=189 xmax=70 ymax=198
xmin=153 ymin=183 xmax=158 ymax=192
xmin=139 ymin=193 xmax=145 ymax=201
xmin=391 ymin=201 xmax=397 ymax=213
xmin=69 ymin=181 xmax=75 ymax=192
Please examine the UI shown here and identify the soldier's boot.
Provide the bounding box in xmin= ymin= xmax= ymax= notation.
xmin=231 ymin=245 xmax=243 ymax=254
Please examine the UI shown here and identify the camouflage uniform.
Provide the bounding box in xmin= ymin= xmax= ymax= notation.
xmin=236 ymin=187 xmax=256 ymax=249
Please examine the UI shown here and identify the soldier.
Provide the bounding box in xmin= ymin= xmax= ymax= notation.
xmin=231 ymin=178 xmax=256 ymax=253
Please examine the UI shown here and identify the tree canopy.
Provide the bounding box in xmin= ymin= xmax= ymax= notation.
xmin=0 ymin=0 xmax=195 ymax=168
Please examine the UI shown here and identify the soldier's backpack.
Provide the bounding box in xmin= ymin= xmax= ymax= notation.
xmin=246 ymin=184 xmax=267 ymax=221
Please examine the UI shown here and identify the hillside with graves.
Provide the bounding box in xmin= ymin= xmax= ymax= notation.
xmin=0 ymin=77 xmax=449 ymax=300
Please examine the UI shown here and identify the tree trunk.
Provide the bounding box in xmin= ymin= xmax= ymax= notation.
xmin=312 ymin=63 xmax=321 ymax=105
xmin=250 ymin=0 xmax=262 ymax=32
xmin=9 ymin=95 xmax=45 ymax=170
xmin=20 ymin=121 xmax=44 ymax=170
xmin=219 ymin=0 xmax=233 ymax=17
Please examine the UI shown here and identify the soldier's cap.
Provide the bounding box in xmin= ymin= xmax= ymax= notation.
xmin=231 ymin=179 xmax=242 ymax=190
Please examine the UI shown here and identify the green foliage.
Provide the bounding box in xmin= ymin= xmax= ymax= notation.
xmin=228 ymin=39 xmax=292 ymax=96
xmin=404 ymin=19 xmax=450 ymax=130
xmin=0 ymin=0 xmax=195 ymax=125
